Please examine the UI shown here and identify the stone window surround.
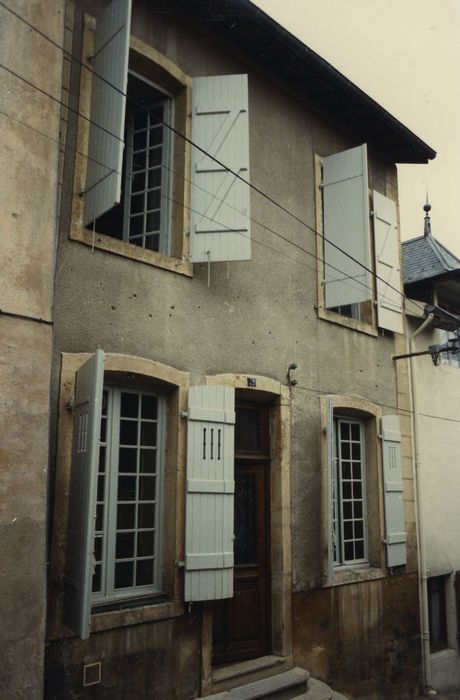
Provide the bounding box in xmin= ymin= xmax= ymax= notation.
xmin=70 ymin=14 xmax=193 ymax=277
xmin=320 ymin=394 xmax=387 ymax=587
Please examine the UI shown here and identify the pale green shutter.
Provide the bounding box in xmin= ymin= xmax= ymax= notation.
xmin=63 ymin=350 xmax=105 ymax=638
xmin=190 ymin=74 xmax=250 ymax=263
xmin=326 ymin=397 xmax=335 ymax=584
xmin=83 ymin=0 xmax=132 ymax=226
xmin=185 ymin=386 xmax=235 ymax=601
xmin=373 ymin=191 xmax=403 ymax=334
xmin=323 ymin=144 xmax=371 ymax=308
xmin=381 ymin=415 xmax=407 ymax=567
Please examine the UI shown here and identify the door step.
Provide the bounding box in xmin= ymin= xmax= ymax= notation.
xmin=292 ymin=677 xmax=349 ymax=700
xmin=200 ymin=667 xmax=309 ymax=699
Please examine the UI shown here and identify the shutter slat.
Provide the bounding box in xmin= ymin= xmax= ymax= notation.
xmin=323 ymin=144 xmax=371 ymax=308
xmin=185 ymin=386 xmax=235 ymax=601
xmin=190 ymin=75 xmax=251 ymax=263
xmin=381 ymin=415 xmax=407 ymax=568
xmin=373 ymin=191 xmax=403 ymax=334
xmin=83 ymin=0 xmax=132 ymax=226
xmin=63 ymin=350 xmax=105 ymax=639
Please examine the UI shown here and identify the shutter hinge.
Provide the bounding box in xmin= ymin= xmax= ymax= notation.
xmin=66 ymin=397 xmax=75 ymax=412
xmin=181 ymin=411 xmax=188 ymax=419
xmin=176 ymin=560 xmax=185 ymax=568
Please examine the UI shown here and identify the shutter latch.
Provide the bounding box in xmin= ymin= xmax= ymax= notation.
xmin=181 ymin=411 xmax=188 ymax=420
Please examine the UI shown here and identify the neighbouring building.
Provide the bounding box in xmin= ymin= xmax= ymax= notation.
xmin=402 ymin=204 xmax=460 ymax=694
xmin=1 ymin=1 xmax=438 ymax=698
xmin=0 ymin=2 xmax=65 ymax=698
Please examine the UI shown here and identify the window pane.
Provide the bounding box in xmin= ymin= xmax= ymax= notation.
xmin=142 ymin=395 xmax=158 ymax=419
xmin=340 ymin=422 xmax=350 ymax=440
xmin=120 ymin=420 xmax=138 ymax=445
xmin=344 ymin=542 xmax=354 ymax=560
xmin=99 ymin=446 xmax=106 ymax=472
xmin=133 ymin=111 xmax=148 ymax=130
xmin=96 ymin=504 xmax=104 ymax=531
xmin=139 ymin=476 xmax=155 ymax=501
xmin=149 ymin=126 xmax=162 ymax=146
xmin=116 ymin=532 xmax=135 ymax=558
xmin=132 ymin=171 xmax=146 ymax=193
xmin=100 ymin=416 xmax=107 ymax=443
xmin=121 ymin=393 xmax=139 ymax=418
xmin=355 ymin=520 xmax=364 ymax=539
xmin=94 ymin=535 xmax=103 ymax=561
xmin=353 ymin=481 xmax=362 ymax=499
xmin=141 ymin=422 xmax=157 ymax=446
xmin=351 ymin=423 xmax=360 ymax=441
xmin=97 ymin=474 xmax=105 ymax=501
xmin=341 ymin=442 xmax=350 ymax=460
xmin=132 ymin=151 xmax=146 ymax=172
xmin=136 ymin=559 xmax=154 ymax=586
xmin=137 ymin=531 xmax=154 ymax=557
xmin=343 ymin=501 xmax=352 ymax=519
xmin=130 ymin=193 xmax=144 ymax=215
xmin=92 ymin=564 xmax=101 ymax=593
xmin=355 ymin=541 xmax=364 ymax=559
xmin=129 ymin=215 xmax=144 ymax=237
xmin=133 ymin=130 xmax=146 ymax=150
xmin=117 ymin=503 xmax=136 ymax=530
xmin=144 ymin=234 xmax=160 ymax=251
xmin=352 ymin=442 xmax=361 ymax=459
xmin=148 ymin=168 xmax=161 ymax=189
xmin=145 ymin=211 xmax=161 ymax=233
xmin=148 ymin=146 xmax=162 ymax=167
xmin=115 ymin=561 xmax=134 ymax=589
xmin=354 ymin=501 xmax=363 ymax=519
xmin=342 ymin=482 xmax=352 ymax=499
xmin=235 ymin=408 xmax=261 ymax=453
xmin=119 ymin=447 xmax=137 ymax=473
xmin=138 ymin=503 xmax=155 ymax=529
xmin=140 ymin=449 xmax=156 ymax=474
xmin=118 ymin=476 xmax=137 ymax=501
xmin=343 ymin=521 xmax=353 ymax=541
xmin=342 ymin=462 xmax=351 ymax=480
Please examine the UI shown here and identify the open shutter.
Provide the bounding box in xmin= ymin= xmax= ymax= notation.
xmin=373 ymin=191 xmax=403 ymax=334
xmin=63 ymin=350 xmax=105 ymax=639
xmin=185 ymin=386 xmax=235 ymax=601
xmin=381 ymin=415 xmax=407 ymax=567
xmin=326 ymin=397 xmax=335 ymax=585
xmin=190 ymin=74 xmax=250 ymax=263
xmin=323 ymin=144 xmax=371 ymax=308
xmin=83 ymin=0 xmax=132 ymax=226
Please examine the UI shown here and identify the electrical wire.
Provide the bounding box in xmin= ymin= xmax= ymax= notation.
xmin=0 ymin=0 xmax=423 ymax=316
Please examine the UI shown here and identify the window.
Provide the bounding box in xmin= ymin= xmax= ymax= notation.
xmin=92 ymin=387 xmax=165 ymax=602
xmin=75 ymin=0 xmax=251 ymax=269
xmin=428 ymin=575 xmax=448 ymax=651
xmin=315 ymin=145 xmax=403 ymax=334
xmin=332 ymin=418 xmax=368 ymax=566
xmin=323 ymin=398 xmax=406 ymax=585
xmin=441 ymin=329 xmax=460 ymax=368
xmin=91 ymin=74 xmax=172 ymax=255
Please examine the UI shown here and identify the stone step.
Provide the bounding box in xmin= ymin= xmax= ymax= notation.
xmin=292 ymin=676 xmax=349 ymax=700
xmin=199 ymin=667 xmax=309 ymax=700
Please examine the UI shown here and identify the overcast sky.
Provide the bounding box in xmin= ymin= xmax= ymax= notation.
xmin=253 ymin=0 xmax=460 ymax=256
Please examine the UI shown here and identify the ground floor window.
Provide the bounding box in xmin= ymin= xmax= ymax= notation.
xmin=92 ymin=386 xmax=165 ymax=602
xmin=428 ymin=575 xmax=448 ymax=651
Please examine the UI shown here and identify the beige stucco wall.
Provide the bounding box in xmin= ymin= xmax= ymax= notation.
xmin=0 ymin=1 xmax=64 ymax=697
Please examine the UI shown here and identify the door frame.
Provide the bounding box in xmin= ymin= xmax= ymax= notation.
xmin=200 ymin=374 xmax=293 ymax=694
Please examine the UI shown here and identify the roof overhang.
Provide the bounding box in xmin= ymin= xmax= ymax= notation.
xmin=153 ymin=0 xmax=436 ymax=164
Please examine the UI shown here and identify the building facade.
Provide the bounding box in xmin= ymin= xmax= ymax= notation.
xmin=1 ymin=1 xmax=437 ymax=698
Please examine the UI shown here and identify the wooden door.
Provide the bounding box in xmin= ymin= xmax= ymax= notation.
xmin=212 ymin=402 xmax=271 ymax=664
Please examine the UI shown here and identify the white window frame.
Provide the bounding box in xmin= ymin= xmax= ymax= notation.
xmin=92 ymin=385 xmax=166 ymax=604
xmin=333 ymin=418 xmax=369 ymax=568
xmin=117 ymin=72 xmax=174 ymax=255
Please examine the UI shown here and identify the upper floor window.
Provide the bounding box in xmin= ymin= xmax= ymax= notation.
xmin=316 ymin=144 xmax=403 ymax=335
xmin=90 ymin=73 xmax=173 ymax=255
xmin=441 ymin=329 xmax=460 ymax=368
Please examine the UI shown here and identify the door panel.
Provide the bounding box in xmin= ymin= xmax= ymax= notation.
xmin=213 ymin=461 xmax=270 ymax=664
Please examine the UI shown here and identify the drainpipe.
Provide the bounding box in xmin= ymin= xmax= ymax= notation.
xmin=409 ymin=312 xmax=434 ymax=693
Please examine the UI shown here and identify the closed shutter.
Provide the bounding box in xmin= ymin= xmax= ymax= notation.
xmin=185 ymin=386 xmax=235 ymax=601
xmin=190 ymin=74 xmax=250 ymax=263
xmin=381 ymin=415 xmax=407 ymax=567
xmin=326 ymin=397 xmax=335 ymax=585
xmin=63 ymin=350 xmax=105 ymax=639
xmin=373 ymin=191 xmax=403 ymax=334
xmin=83 ymin=0 xmax=132 ymax=226
xmin=323 ymin=144 xmax=371 ymax=308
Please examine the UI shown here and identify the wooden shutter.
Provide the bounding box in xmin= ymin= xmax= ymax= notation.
xmin=190 ymin=74 xmax=250 ymax=263
xmin=83 ymin=0 xmax=132 ymax=226
xmin=381 ymin=415 xmax=407 ymax=567
xmin=63 ymin=350 xmax=105 ymax=639
xmin=185 ymin=386 xmax=235 ymax=601
xmin=326 ymin=397 xmax=335 ymax=585
xmin=323 ymin=144 xmax=371 ymax=308
xmin=373 ymin=191 xmax=403 ymax=334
